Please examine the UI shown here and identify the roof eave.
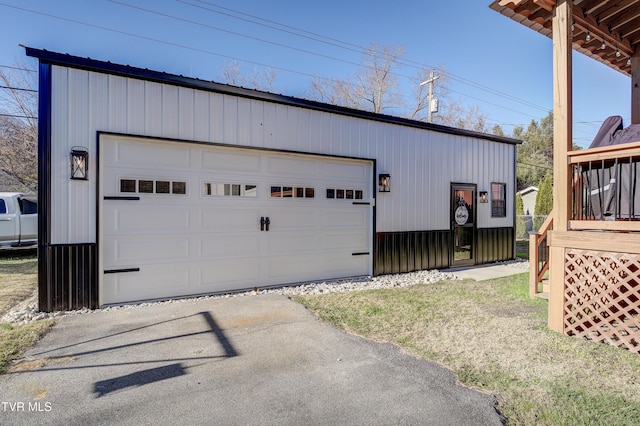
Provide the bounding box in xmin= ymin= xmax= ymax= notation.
xmin=25 ymin=46 xmax=522 ymax=146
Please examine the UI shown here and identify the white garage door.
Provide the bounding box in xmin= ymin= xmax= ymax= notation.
xmin=99 ymin=135 xmax=373 ymax=305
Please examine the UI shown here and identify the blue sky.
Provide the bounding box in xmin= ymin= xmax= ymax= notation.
xmin=0 ymin=0 xmax=631 ymax=147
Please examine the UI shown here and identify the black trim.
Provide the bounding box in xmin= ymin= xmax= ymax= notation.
xmin=37 ymin=61 xmax=52 ymax=312
xmin=352 ymin=252 xmax=370 ymax=256
xmin=24 ymin=47 xmax=521 ymax=147
xmin=352 ymin=202 xmax=370 ymax=205
xmin=40 ymin=244 xmax=98 ymax=312
xmin=104 ymin=196 xmax=141 ymax=201
xmin=97 ymin=132 xmax=378 ymax=297
xmin=104 ymin=268 xmax=141 ymax=274
xmin=451 ymin=183 xmax=477 ymax=267
xmin=97 ymin=131 xmax=376 ymax=164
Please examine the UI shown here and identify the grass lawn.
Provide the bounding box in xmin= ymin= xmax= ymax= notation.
xmin=516 ymin=239 xmax=529 ymax=259
xmin=0 ymin=249 xmax=53 ymax=374
xmin=0 ymin=249 xmax=38 ymax=316
xmin=294 ymin=273 xmax=640 ymax=425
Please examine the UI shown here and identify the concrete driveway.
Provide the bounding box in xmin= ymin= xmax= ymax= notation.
xmin=1 ymin=295 xmax=503 ymax=425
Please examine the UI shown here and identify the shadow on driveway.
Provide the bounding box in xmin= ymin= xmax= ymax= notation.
xmin=0 ymin=294 xmax=503 ymax=425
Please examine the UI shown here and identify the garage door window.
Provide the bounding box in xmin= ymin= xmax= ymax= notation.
xmin=271 ymin=186 xmax=315 ymax=198
xmin=204 ymin=182 xmax=257 ymax=197
xmin=327 ymin=188 xmax=363 ymax=200
xmin=120 ymin=178 xmax=187 ymax=195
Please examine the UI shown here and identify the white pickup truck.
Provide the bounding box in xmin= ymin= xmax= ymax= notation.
xmin=0 ymin=192 xmax=37 ymax=248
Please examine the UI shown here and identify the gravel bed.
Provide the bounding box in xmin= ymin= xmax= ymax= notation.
xmin=1 ymin=259 xmax=529 ymax=325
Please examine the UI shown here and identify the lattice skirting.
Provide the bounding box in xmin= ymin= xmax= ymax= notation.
xmin=564 ymin=249 xmax=640 ymax=353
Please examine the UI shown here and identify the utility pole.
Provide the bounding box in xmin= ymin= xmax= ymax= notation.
xmin=420 ymin=69 xmax=439 ymax=123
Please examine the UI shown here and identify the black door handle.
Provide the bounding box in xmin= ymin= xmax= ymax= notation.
xmin=260 ymin=217 xmax=265 ymax=231
xmin=265 ymin=217 xmax=270 ymax=232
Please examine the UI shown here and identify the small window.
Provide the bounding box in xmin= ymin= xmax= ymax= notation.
xmin=282 ymin=186 xmax=293 ymax=198
xmin=295 ymin=187 xmax=304 ymax=198
xmin=139 ymin=180 xmax=154 ymax=193
xmin=491 ymin=183 xmax=507 ymax=217
xmin=121 ymin=179 xmax=136 ymax=193
xmin=245 ymin=185 xmax=258 ymax=197
xmin=327 ymin=188 xmax=362 ymax=200
xmin=305 ymin=188 xmax=315 ymax=198
xmin=156 ymin=181 xmax=170 ymax=194
xmin=205 ymin=182 xmax=256 ymax=197
xmin=0 ymin=199 xmax=6 ymax=214
xmin=271 ymin=186 xmax=282 ymax=197
xmin=172 ymin=181 xmax=187 ymax=195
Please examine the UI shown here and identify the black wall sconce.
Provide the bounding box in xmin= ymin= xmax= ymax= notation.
xmin=71 ymin=146 xmax=89 ymax=180
xmin=378 ymin=173 xmax=390 ymax=192
xmin=479 ymin=191 xmax=488 ymax=203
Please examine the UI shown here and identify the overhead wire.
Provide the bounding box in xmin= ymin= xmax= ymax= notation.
xmin=0 ymin=0 xmax=606 ymax=140
xmin=174 ymin=0 xmax=609 ymax=139
xmin=0 ymin=0 xmax=552 ymax=121
xmin=170 ymin=0 xmax=607 ymax=141
xmin=110 ymin=0 xmax=557 ymax=126
xmin=0 ymin=64 xmax=36 ymax=73
xmin=182 ymin=0 xmax=552 ymax=114
xmin=0 ymin=85 xmax=37 ymax=93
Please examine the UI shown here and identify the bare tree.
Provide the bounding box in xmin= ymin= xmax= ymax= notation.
xmin=441 ymin=103 xmax=489 ymax=133
xmin=0 ymin=63 xmax=38 ymax=193
xmin=307 ymin=44 xmax=490 ymax=132
xmin=308 ymin=43 xmax=406 ymax=114
xmin=219 ymin=60 xmax=278 ymax=92
xmin=356 ymin=44 xmax=406 ymax=114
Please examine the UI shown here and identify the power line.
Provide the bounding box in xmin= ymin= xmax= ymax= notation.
xmin=0 ymin=113 xmax=37 ymax=119
xmin=0 ymin=64 xmax=37 ymax=73
xmin=2 ymin=0 xmax=549 ymax=121
xmin=0 ymin=85 xmax=37 ymax=93
xmin=518 ymin=161 xmax=552 ymax=170
xmin=112 ymin=0 xmax=557 ymax=122
xmin=107 ymin=0 xmax=378 ymax=74
xmin=0 ymin=0 xmax=599 ymax=136
xmin=180 ymin=0 xmax=553 ymax=114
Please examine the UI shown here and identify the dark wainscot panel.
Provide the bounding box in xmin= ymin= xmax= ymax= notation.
xmin=476 ymin=227 xmax=515 ymax=264
xmin=375 ymin=227 xmax=514 ymax=275
xmin=375 ymin=231 xmax=451 ymax=275
xmin=39 ymin=243 xmax=98 ymax=312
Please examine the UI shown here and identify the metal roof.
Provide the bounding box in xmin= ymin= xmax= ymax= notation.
xmin=25 ymin=46 xmax=521 ymax=146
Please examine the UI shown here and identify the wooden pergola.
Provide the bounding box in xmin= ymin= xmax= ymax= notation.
xmin=491 ymin=0 xmax=640 ymax=352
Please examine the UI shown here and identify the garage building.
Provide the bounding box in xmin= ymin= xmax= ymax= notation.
xmin=27 ymin=47 xmax=519 ymax=311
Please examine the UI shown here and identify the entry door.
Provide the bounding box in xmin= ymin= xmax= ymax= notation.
xmin=451 ymin=184 xmax=476 ymax=266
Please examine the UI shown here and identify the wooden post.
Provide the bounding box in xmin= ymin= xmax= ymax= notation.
xmin=548 ymin=0 xmax=572 ymax=333
xmin=632 ymin=55 xmax=640 ymax=124
xmin=529 ymin=233 xmax=539 ymax=298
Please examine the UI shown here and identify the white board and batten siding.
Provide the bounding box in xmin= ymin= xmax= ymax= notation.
xmin=43 ymin=60 xmax=515 ymax=306
xmin=51 ymin=65 xmax=514 ymax=246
